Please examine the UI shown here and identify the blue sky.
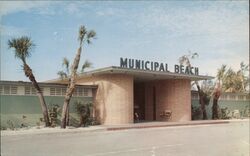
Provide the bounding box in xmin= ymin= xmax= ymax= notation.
xmin=0 ymin=1 xmax=249 ymax=81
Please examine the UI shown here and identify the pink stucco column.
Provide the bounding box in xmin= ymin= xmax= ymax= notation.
xmin=145 ymin=79 xmax=191 ymax=122
xmin=78 ymin=74 xmax=134 ymax=125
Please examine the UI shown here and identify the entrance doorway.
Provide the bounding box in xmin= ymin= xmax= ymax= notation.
xmin=134 ymin=82 xmax=158 ymax=122
xmin=153 ymin=86 xmax=156 ymax=121
xmin=134 ymin=82 xmax=145 ymax=122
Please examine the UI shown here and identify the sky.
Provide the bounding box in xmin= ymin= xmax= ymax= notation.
xmin=0 ymin=1 xmax=249 ymax=81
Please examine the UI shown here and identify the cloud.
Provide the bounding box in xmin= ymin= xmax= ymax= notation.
xmin=1 ymin=25 xmax=28 ymax=37
xmin=122 ymin=1 xmax=249 ymax=58
xmin=52 ymin=31 xmax=64 ymax=41
xmin=0 ymin=1 xmax=53 ymax=18
xmin=53 ymin=31 xmax=58 ymax=36
xmin=96 ymin=8 xmax=119 ymax=17
xmin=131 ymin=2 xmax=248 ymax=41
xmin=65 ymin=3 xmax=81 ymax=14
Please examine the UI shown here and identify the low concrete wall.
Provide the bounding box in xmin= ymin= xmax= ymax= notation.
xmin=192 ymin=99 xmax=250 ymax=119
xmin=0 ymin=95 xmax=93 ymax=128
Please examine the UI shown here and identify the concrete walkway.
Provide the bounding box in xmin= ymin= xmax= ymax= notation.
xmin=103 ymin=119 xmax=248 ymax=131
xmin=1 ymin=119 xmax=248 ymax=136
xmin=1 ymin=125 xmax=106 ymax=136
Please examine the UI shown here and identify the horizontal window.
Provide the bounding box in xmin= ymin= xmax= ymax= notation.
xmin=230 ymin=95 xmax=236 ymax=100
xmin=56 ymin=88 xmax=61 ymax=96
xmin=31 ymin=87 xmax=36 ymax=95
xmin=0 ymin=85 xmax=92 ymax=97
xmin=11 ymin=86 xmax=17 ymax=94
xmin=84 ymin=89 xmax=89 ymax=97
xmin=50 ymin=88 xmax=56 ymax=96
xmin=25 ymin=86 xmax=31 ymax=95
xmin=4 ymin=86 xmax=10 ymax=94
xmin=238 ymin=95 xmax=244 ymax=100
xmin=0 ymin=85 xmax=18 ymax=95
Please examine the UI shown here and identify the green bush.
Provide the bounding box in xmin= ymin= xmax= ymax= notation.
xmin=191 ymin=105 xmax=201 ymax=120
xmin=220 ymin=107 xmax=231 ymax=119
xmin=75 ymin=101 xmax=93 ymax=127
xmin=7 ymin=120 xmax=15 ymax=130
xmin=48 ymin=103 xmax=60 ymax=127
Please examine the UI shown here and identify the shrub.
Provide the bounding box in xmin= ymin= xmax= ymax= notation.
xmin=220 ymin=107 xmax=231 ymax=119
xmin=192 ymin=105 xmax=201 ymax=120
xmin=75 ymin=101 xmax=93 ymax=127
xmin=1 ymin=125 xmax=7 ymax=130
xmin=48 ymin=103 xmax=60 ymax=127
xmin=6 ymin=120 xmax=15 ymax=130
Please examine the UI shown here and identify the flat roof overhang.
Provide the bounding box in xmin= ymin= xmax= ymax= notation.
xmin=79 ymin=66 xmax=214 ymax=82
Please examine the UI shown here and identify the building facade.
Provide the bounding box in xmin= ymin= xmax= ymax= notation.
xmin=1 ymin=74 xmax=249 ymax=128
xmin=50 ymin=66 xmax=213 ymax=125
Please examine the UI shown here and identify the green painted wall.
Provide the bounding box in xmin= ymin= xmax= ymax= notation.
xmin=192 ymin=99 xmax=249 ymax=120
xmin=0 ymin=95 xmax=93 ymax=129
xmin=0 ymin=95 xmax=93 ymax=114
xmin=1 ymin=94 xmax=249 ymax=128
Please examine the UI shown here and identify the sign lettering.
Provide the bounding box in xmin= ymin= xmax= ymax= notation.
xmin=120 ymin=57 xmax=199 ymax=75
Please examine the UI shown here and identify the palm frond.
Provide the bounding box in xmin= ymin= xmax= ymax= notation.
xmin=81 ymin=60 xmax=92 ymax=72
xmin=216 ymin=64 xmax=227 ymax=81
xmin=78 ymin=25 xmax=87 ymax=43
xmin=191 ymin=52 xmax=199 ymax=59
xmin=86 ymin=30 xmax=96 ymax=44
xmin=87 ymin=30 xmax=96 ymax=39
xmin=179 ymin=51 xmax=199 ymax=67
xmin=179 ymin=55 xmax=191 ymax=66
xmin=8 ymin=36 xmax=34 ymax=62
xmin=62 ymin=57 xmax=70 ymax=73
xmin=57 ymin=71 xmax=68 ymax=80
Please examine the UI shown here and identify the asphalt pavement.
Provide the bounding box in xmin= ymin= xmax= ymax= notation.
xmin=1 ymin=120 xmax=249 ymax=156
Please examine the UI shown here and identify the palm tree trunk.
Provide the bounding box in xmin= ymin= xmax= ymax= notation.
xmin=66 ymin=105 xmax=70 ymax=126
xmin=79 ymin=115 xmax=83 ymax=127
xmin=201 ymin=102 xmax=207 ymax=120
xmin=212 ymin=85 xmax=221 ymax=119
xmin=61 ymin=47 xmax=82 ymax=128
xmin=196 ymin=82 xmax=207 ymax=120
xmin=61 ymin=93 xmax=72 ymax=128
xmin=23 ymin=64 xmax=50 ymax=127
xmin=37 ymin=92 xmax=50 ymax=126
xmin=212 ymin=98 xmax=219 ymax=119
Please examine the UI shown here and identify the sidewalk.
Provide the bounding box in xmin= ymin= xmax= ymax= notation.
xmin=103 ymin=119 xmax=249 ymax=131
xmin=1 ymin=125 xmax=106 ymax=136
xmin=1 ymin=119 xmax=248 ymax=136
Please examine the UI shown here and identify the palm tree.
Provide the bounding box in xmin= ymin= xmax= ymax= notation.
xmin=216 ymin=63 xmax=249 ymax=93
xmin=179 ymin=52 xmax=208 ymax=119
xmin=216 ymin=65 xmax=226 ymax=85
xmin=8 ymin=36 xmax=50 ymax=127
xmin=212 ymin=65 xmax=227 ymax=119
xmin=239 ymin=62 xmax=249 ymax=92
xmin=61 ymin=25 xmax=96 ymax=128
xmin=58 ymin=58 xmax=93 ymax=126
xmin=212 ymin=82 xmax=221 ymax=119
xmin=224 ymin=68 xmax=237 ymax=92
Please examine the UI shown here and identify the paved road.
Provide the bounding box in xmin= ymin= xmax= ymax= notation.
xmin=1 ymin=121 xmax=249 ymax=156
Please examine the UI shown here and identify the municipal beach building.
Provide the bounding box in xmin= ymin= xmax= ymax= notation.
xmin=1 ymin=58 xmax=249 ymax=126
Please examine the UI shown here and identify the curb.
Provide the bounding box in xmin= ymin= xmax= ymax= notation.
xmin=106 ymin=121 xmax=230 ymax=131
xmin=1 ymin=127 xmax=106 ymax=137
